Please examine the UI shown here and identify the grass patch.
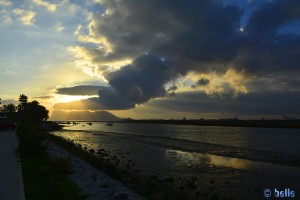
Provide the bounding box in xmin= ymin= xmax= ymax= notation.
xmin=17 ymin=123 xmax=84 ymax=200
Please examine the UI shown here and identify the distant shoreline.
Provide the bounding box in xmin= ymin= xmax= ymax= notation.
xmin=50 ymin=119 xmax=300 ymax=129
xmin=130 ymin=119 xmax=300 ymax=129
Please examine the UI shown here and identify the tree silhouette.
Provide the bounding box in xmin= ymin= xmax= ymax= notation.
xmin=2 ymin=103 xmax=17 ymax=120
xmin=27 ymin=100 xmax=49 ymax=122
xmin=0 ymin=94 xmax=49 ymax=122
xmin=19 ymin=94 xmax=28 ymax=104
xmin=15 ymin=94 xmax=49 ymax=122
xmin=18 ymin=94 xmax=29 ymax=113
xmin=0 ymin=98 xmax=3 ymax=114
xmin=39 ymin=106 xmax=49 ymax=121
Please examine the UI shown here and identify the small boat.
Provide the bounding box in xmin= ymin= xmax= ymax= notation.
xmin=106 ymin=122 xmax=113 ymax=126
xmin=87 ymin=122 xmax=92 ymax=125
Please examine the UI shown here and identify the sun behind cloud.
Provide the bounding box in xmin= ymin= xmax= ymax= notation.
xmin=54 ymin=94 xmax=98 ymax=103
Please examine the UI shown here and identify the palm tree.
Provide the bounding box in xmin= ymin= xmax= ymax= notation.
xmin=18 ymin=94 xmax=28 ymax=113
xmin=18 ymin=94 xmax=28 ymax=104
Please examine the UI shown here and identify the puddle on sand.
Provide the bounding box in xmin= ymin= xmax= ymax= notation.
xmin=166 ymin=149 xmax=300 ymax=181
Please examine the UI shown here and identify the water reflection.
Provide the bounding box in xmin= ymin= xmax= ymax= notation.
xmin=166 ymin=149 xmax=300 ymax=180
xmin=166 ymin=149 xmax=250 ymax=169
xmin=62 ymin=122 xmax=300 ymax=155
xmin=52 ymin=129 xmax=300 ymax=195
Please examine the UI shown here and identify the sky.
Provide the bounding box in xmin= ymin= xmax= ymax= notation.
xmin=0 ymin=0 xmax=300 ymax=120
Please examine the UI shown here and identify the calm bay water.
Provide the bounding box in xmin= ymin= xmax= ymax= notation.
xmin=51 ymin=122 xmax=300 ymax=199
xmin=61 ymin=122 xmax=300 ymax=155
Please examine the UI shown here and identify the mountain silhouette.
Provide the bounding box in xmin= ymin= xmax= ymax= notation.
xmin=50 ymin=110 xmax=120 ymax=121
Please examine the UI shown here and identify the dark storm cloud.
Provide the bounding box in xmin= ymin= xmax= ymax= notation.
xmin=56 ymin=85 xmax=103 ymax=95
xmin=148 ymin=91 xmax=300 ymax=116
xmin=166 ymin=85 xmax=178 ymax=96
xmin=246 ymin=72 xmax=300 ymax=92
xmin=232 ymin=0 xmax=300 ymax=73
xmin=33 ymin=96 xmax=53 ymax=99
xmin=53 ymin=90 xmax=300 ymax=116
xmin=99 ymin=54 xmax=178 ymax=109
xmin=166 ymin=86 xmax=177 ymax=93
xmin=191 ymin=78 xmax=210 ymax=88
xmin=76 ymin=0 xmax=300 ymax=111
xmin=85 ymin=0 xmax=243 ymax=109
xmin=89 ymin=0 xmax=243 ymax=67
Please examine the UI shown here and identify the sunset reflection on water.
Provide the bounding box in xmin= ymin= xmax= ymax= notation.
xmin=166 ymin=149 xmax=249 ymax=170
xmin=165 ymin=149 xmax=300 ymax=178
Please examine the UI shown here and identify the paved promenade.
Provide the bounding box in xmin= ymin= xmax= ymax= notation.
xmin=0 ymin=131 xmax=25 ymax=200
